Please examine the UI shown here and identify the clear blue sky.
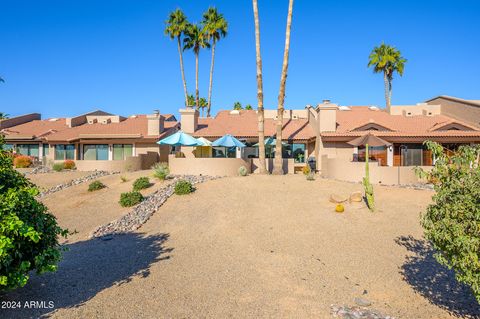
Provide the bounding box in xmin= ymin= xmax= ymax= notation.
xmin=1 ymin=0 xmax=479 ymax=119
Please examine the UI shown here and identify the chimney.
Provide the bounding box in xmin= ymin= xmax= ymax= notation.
xmin=147 ymin=110 xmax=165 ymax=136
xmin=317 ymin=100 xmax=338 ymax=132
xmin=179 ymin=106 xmax=199 ymax=134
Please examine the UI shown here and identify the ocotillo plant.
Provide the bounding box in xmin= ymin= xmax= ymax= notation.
xmin=363 ymin=144 xmax=375 ymax=211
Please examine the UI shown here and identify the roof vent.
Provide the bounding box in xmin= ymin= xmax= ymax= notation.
xmin=338 ymin=106 xmax=351 ymax=111
xmin=48 ymin=118 xmax=59 ymax=121
xmin=129 ymin=115 xmax=137 ymax=118
xmin=88 ymin=119 xmax=98 ymax=124
xmin=368 ymin=106 xmax=380 ymax=111
xmin=101 ymin=118 xmax=111 ymax=124
xmin=322 ymin=99 xmax=331 ymax=104
xmin=229 ymin=110 xmax=240 ymax=115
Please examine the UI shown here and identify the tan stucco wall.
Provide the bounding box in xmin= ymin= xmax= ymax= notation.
xmin=169 ymin=155 xmax=251 ymax=176
xmin=428 ymin=97 xmax=480 ymax=128
xmin=67 ymin=152 xmax=158 ymax=172
xmin=321 ymin=156 xmax=431 ymax=185
xmin=251 ymin=158 xmax=295 ymax=174
xmin=322 ymin=142 xmax=353 ymax=160
xmin=389 ymin=104 xmax=441 ymax=116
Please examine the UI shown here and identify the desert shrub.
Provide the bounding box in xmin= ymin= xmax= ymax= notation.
xmin=302 ymin=165 xmax=310 ymax=175
xmin=13 ymin=155 xmax=32 ymax=168
xmin=132 ymin=177 xmax=151 ymax=191
xmin=238 ymin=166 xmax=248 ymax=176
xmin=306 ymin=172 xmax=315 ymax=181
xmin=88 ymin=180 xmax=106 ymax=192
xmin=0 ymin=138 xmax=67 ymax=291
xmin=416 ymin=141 xmax=480 ymax=303
xmin=119 ymin=191 xmax=143 ymax=207
xmin=63 ymin=160 xmax=75 ymax=170
xmin=120 ymin=175 xmax=128 ymax=183
xmin=174 ymin=180 xmax=193 ymax=195
xmin=153 ymin=163 xmax=169 ymax=180
xmin=52 ymin=163 xmax=63 ymax=172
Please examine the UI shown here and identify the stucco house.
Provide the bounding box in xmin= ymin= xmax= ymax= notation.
xmin=0 ymin=110 xmax=178 ymax=171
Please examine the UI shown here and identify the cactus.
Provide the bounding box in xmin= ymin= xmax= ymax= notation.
xmin=363 ymin=144 xmax=375 ymax=211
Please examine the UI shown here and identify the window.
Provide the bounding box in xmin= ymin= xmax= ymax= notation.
xmin=83 ymin=144 xmax=109 ymax=160
xmin=43 ymin=144 xmax=50 ymax=157
xmin=55 ymin=144 xmax=75 ymax=160
xmin=16 ymin=144 xmax=39 ymax=157
xmin=113 ymin=144 xmax=133 ymax=160
xmin=212 ymin=147 xmax=236 ymax=158
xmin=358 ymin=146 xmax=387 ymax=166
xmin=4 ymin=144 xmax=14 ymax=151
xmin=292 ymin=144 xmax=306 ymax=163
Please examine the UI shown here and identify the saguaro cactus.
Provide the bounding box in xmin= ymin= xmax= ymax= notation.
xmin=363 ymin=144 xmax=375 ymax=211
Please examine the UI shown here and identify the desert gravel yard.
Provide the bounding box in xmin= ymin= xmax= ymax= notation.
xmin=2 ymin=174 xmax=479 ymax=318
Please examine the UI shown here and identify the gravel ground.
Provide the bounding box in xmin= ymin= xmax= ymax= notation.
xmin=26 ymin=170 xmax=94 ymax=190
xmin=2 ymin=174 xmax=479 ymax=318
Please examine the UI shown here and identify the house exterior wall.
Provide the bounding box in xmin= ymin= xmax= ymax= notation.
xmin=169 ymin=154 xmax=250 ymax=176
xmin=427 ymin=97 xmax=480 ymax=128
xmin=251 ymin=158 xmax=294 ymax=174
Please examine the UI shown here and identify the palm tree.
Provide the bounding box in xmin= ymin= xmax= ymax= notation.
xmin=0 ymin=112 xmax=9 ymax=119
xmin=183 ymin=23 xmax=210 ymax=109
xmin=202 ymin=7 xmax=228 ymax=117
xmin=233 ymin=101 xmax=243 ymax=110
xmin=252 ymin=0 xmax=267 ymax=174
xmin=0 ymin=77 xmax=4 ymax=83
xmin=368 ymin=43 xmax=407 ymax=110
xmin=199 ymin=97 xmax=207 ymax=117
xmin=272 ymin=0 xmax=294 ymax=175
xmin=245 ymin=104 xmax=253 ymax=110
xmin=165 ymin=9 xmax=190 ymax=107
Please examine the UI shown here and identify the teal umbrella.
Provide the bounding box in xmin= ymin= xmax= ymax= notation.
xmin=212 ymin=134 xmax=246 ymax=148
xmin=253 ymin=136 xmax=287 ymax=146
xmin=157 ymin=131 xmax=202 ymax=146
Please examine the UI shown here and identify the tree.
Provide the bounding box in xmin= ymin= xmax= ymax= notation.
xmin=0 ymin=77 xmax=4 ymax=83
xmin=187 ymin=94 xmax=207 ymax=116
xmin=0 ymin=137 xmax=67 ymax=291
xmin=415 ymin=141 xmax=480 ymax=303
xmin=252 ymin=0 xmax=267 ymax=174
xmin=0 ymin=112 xmax=8 ymax=120
xmin=368 ymin=43 xmax=407 ymax=110
xmin=233 ymin=101 xmax=243 ymax=110
xmin=183 ymin=23 xmax=210 ymax=109
xmin=165 ymin=9 xmax=190 ymax=107
xmin=272 ymin=0 xmax=294 ymax=175
xmin=202 ymin=7 xmax=228 ymax=117
xmin=245 ymin=104 xmax=253 ymax=110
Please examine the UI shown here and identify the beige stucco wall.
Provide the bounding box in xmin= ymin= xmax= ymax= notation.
xmin=389 ymin=103 xmax=441 ymax=116
xmin=321 ymin=156 xmax=431 ymax=185
xmin=251 ymin=158 xmax=295 ymax=174
xmin=59 ymin=152 xmax=158 ymax=172
xmin=428 ymin=97 xmax=480 ymax=128
xmin=169 ymin=155 xmax=251 ymax=176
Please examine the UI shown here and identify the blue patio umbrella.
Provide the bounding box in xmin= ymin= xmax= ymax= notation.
xmin=157 ymin=131 xmax=202 ymax=146
xmin=212 ymin=134 xmax=246 ymax=148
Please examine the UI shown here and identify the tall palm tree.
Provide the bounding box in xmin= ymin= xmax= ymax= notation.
xmin=183 ymin=23 xmax=210 ymax=109
xmin=368 ymin=43 xmax=407 ymax=110
xmin=202 ymin=7 xmax=228 ymax=117
xmin=272 ymin=0 xmax=294 ymax=175
xmin=0 ymin=112 xmax=9 ymax=119
xmin=252 ymin=0 xmax=267 ymax=174
xmin=165 ymin=9 xmax=190 ymax=107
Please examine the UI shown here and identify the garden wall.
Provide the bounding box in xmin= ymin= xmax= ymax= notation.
xmin=169 ymin=155 xmax=251 ymax=176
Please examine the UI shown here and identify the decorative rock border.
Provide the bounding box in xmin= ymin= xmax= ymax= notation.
xmin=92 ymin=175 xmax=219 ymax=238
xmin=37 ymin=170 xmax=119 ymax=198
xmin=331 ymin=304 xmax=394 ymax=319
xmin=25 ymin=165 xmax=52 ymax=175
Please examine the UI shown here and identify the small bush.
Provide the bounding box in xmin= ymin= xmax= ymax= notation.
xmin=52 ymin=163 xmax=64 ymax=172
xmin=306 ymin=172 xmax=315 ymax=181
xmin=174 ymin=180 xmax=193 ymax=195
xmin=63 ymin=160 xmax=75 ymax=170
xmin=302 ymin=165 xmax=311 ymax=175
xmin=120 ymin=175 xmax=128 ymax=183
xmin=238 ymin=166 xmax=248 ymax=176
xmin=13 ymin=155 xmax=32 ymax=168
xmin=88 ymin=180 xmax=106 ymax=192
xmin=119 ymin=191 xmax=143 ymax=207
xmin=132 ymin=177 xmax=151 ymax=191
xmin=153 ymin=163 xmax=169 ymax=180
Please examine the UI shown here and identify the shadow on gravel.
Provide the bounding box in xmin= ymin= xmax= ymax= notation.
xmin=1 ymin=233 xmax=172 ymax=319
xmin=395 ymin=235 xmax=480 ymax=318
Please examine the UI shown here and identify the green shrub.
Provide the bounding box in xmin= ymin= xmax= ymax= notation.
xmin=132 ymin=177 xmax=151 ymax=191
xmin=119 ymin=191 xmax=143 ymax=207
xmin=52 ymin=163 xmax=63 ymax=172
xmin=13 ymin=155 xmax=32 ymax=168
xmin=238 ymin=166 xmax=248 ymax=176
xmin=88 ymin=180 xmax=106 ymax=192
xmin=306 ymin=172 xmax=315 ymax=181
xmin=153 ymin=163 xmax=169 ymax=180
xmin=416 ymin=141 xmax=480 ymax=303
xmin=63 ymin=160 xmax=75 ymax=170
xmin=120 ymin=175 xmax=128 ymax=183
xmin=0 ymin=137 xmax=67 ymax=291
xmin=174 ymin=180 xmax=194 ymax=195
xmin=302 ymin=165 xmax=311 ymax=175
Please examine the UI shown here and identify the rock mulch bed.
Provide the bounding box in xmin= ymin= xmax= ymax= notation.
xmin=37 ymin=170 xmax=119 ymax=198
xmin=331 ymin=304 xmax=394 ymax=319
xmin=24 ymin=165 xmax=52 ymax=175
xmin=92 ymin=175 xmax=218 ymax=238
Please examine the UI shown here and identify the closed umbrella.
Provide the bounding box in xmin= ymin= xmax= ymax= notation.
xmin=157 ymin=131 xmax=202 ymax=146
xmin=347 ymin=133 xmax=391 ymax=147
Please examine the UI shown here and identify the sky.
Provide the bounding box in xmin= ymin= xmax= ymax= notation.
xmin=0 ymin=0 xmax=479 ymax=119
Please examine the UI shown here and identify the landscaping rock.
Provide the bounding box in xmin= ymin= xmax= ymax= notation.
xmin=37 ymin=170 xmax=119 ymax=198
xmin=354 ymin=297 xmax=372 ymax=307
xmin=349 ymin=191 xmax=363 ymax=203
xmin=331 ymin=304 xmax=394 ymax=319
xmin=329 ymin=194 xmax=348 ymax=203
xmin=91 ymin=175 xmax=219 ymax=238
xmin=24 ymin=165 xmax=52 ymax=175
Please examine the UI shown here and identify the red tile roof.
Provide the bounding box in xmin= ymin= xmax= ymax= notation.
xmin=194 ymin=110 xmax=314 ymax=140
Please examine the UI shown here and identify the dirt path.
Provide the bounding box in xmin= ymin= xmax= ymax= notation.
xmin=2 ymin=175 xmax=479 ymax=318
